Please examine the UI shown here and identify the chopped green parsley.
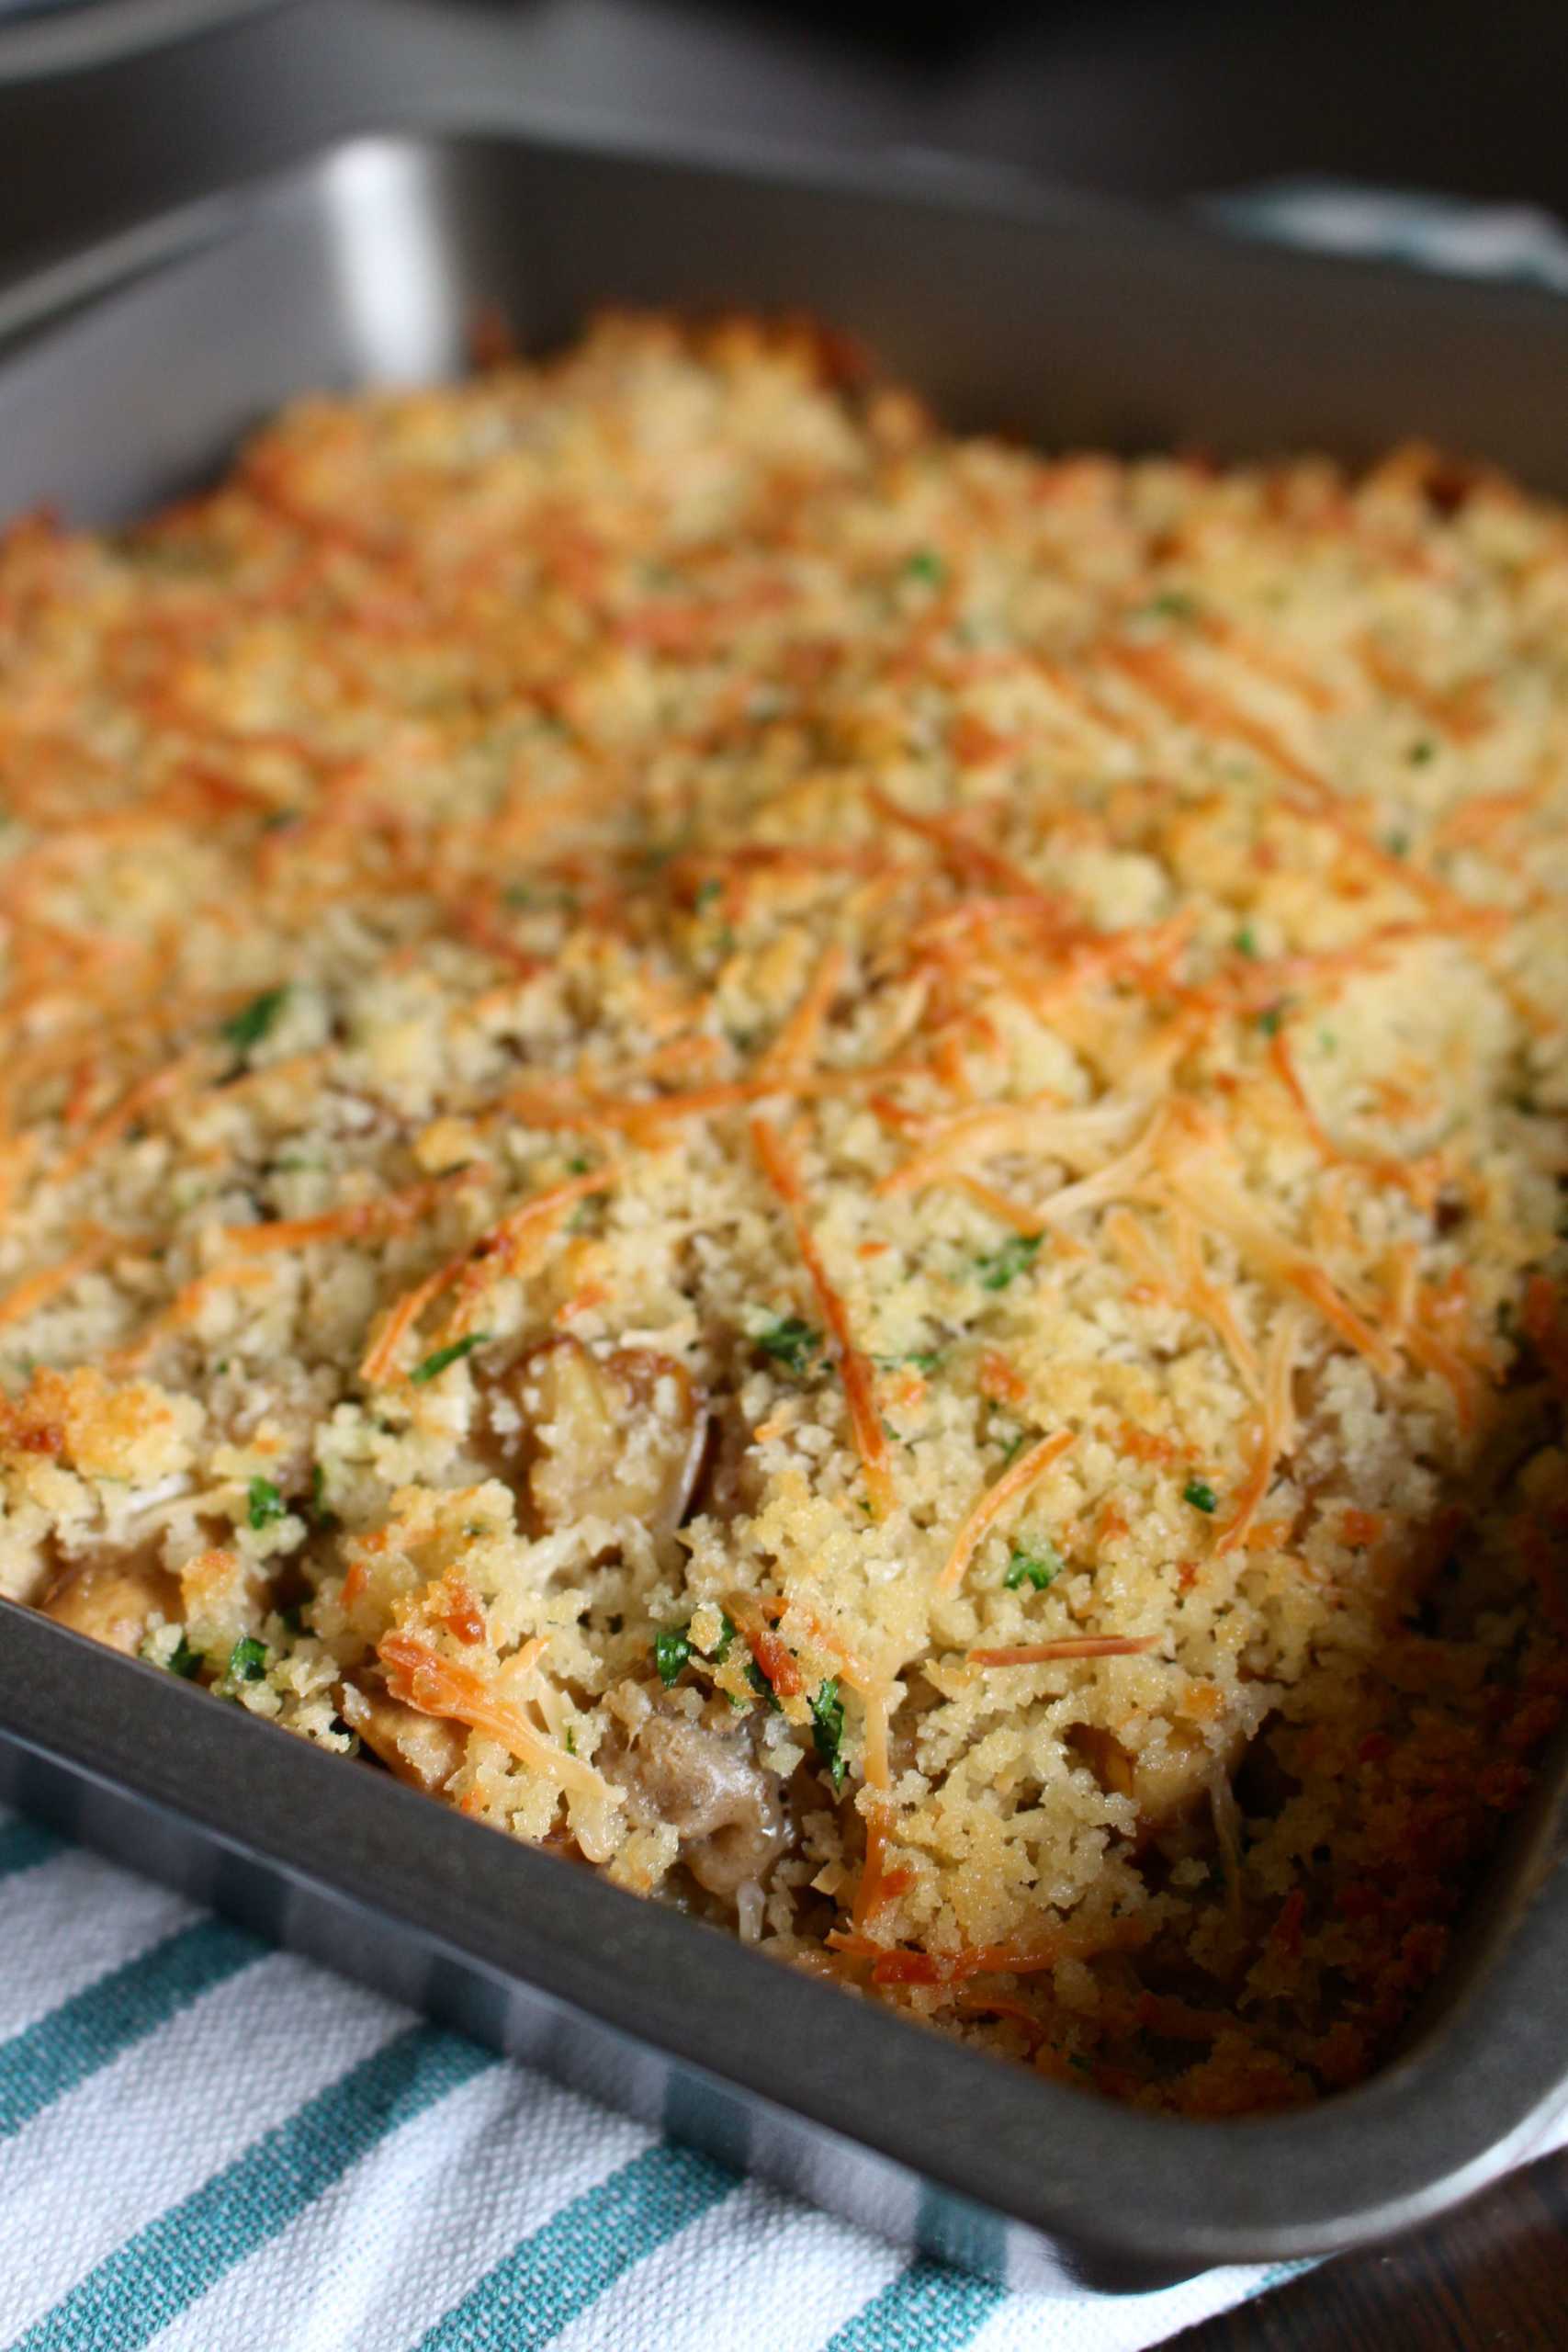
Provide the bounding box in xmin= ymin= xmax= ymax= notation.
xmin=166 ymin=1635 xmax=202 ymax=1679
xmin=747 ymin=1657 xmax=783 ymax=1712
xmin=654 ymin=1625 xmax=693 ymax=1686
xmin=309 ymin=1463 xmax=335 ymax=1526
xmin=1184 ymin=1477 xmax=1219 ymax=1513
xmin=409 ymin=1331 xmax=491 ymax=1385
xmin=246 ymin=1476 xmax=285 ymax=1532
xmin=1004 ymin=1540 xmax=1064 ymax=1591
xmin=758 ymin=1317 xmax=822 ymax=1374
xmin=228 ymin=1634 xmax=268 ymax=1683
xmin=904 ymin=548 xmax=946 ymax=585
xmin=220 ymin=987 xmax=288 ymax=1057
xmin=810 ymin=1678 xmax=846 ymax=1790
xmin=976 ymin=1233 xmax=1043 ymax=1292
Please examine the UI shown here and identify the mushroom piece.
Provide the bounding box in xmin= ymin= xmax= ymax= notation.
xmin=1070 ymin=1718 xmax=1247 ymax=1855
xmin=697 ymin=1396 xmax=767 ymax=1524
xmin=39 ymin=1549 xmax=182 ymax=1657
xmin=616 ymin=1709 xmax=790 ymax=1902
xmin=339 ymin=1675 xmax=468 ymax=1795
xmin=488 ymin=1337 xmax=708 ymax=1537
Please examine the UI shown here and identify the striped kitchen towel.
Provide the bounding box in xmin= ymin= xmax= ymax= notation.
xmin=0 ymin=1812 xmax=1318 ymax=2351
xmin=5 ymin=185 xmax=1568 ymax=2351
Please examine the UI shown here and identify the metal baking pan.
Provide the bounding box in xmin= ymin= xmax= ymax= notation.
xmin=0 ymin=0 xmax=289 ymax=86
xmin=2 ymin=124 xmax=1567 ymax=2292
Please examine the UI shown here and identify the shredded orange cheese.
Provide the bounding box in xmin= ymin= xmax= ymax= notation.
xmin=750 ymin=1115 xmax=895 ymax=1520
xmin=969 ymin=1636 xmax=1157 ymax=1667
xmin=938 ymin=1428 xmax=1075 ymax=1594
xmin=378 ymin=1631 xmax=614 ymax=1804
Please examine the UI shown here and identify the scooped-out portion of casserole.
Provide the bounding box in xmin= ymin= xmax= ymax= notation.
xmin=2 ymin=314 xmax=1565 ymax=2113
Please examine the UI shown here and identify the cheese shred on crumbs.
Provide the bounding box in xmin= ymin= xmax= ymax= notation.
xmin=3 ymin=316 xmax=1567 ymax=2115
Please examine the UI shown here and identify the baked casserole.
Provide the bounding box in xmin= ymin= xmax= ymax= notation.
xmin=1 ymin=316 xmax=1565 ymax=2112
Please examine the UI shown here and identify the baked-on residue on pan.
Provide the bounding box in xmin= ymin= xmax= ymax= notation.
xmin=1 ymin=316 xmax=1564 ymax=2113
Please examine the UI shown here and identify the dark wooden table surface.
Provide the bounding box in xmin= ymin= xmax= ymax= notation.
xmin=1169 ymin=2147 xmax=1568 ymax=2350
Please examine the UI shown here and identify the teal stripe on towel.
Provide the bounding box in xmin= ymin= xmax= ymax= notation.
xmin=13 ymin=2024 xmax=494 ymax=2352
xmin=417 ymin=2141 xmax=739 ymax=2351
xmin=0 ymin=1916 xmax=262 ymax=2136
xmin=0 ymin=1820 xmax=60 ymax=1883
xmin=822 ymin=2258 xmax=1007 ymax=2352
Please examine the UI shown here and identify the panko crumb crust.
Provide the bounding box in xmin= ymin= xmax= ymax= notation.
xmin=2 ymin=314 xmax=1566 ymax=2113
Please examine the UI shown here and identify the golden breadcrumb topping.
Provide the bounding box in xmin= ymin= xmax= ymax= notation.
xmin=3 ymin=314 xmax=1566 ymax=2111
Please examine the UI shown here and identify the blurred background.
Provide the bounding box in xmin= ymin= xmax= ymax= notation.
xmin=0 ymin=0 xmax=1564 ymax=289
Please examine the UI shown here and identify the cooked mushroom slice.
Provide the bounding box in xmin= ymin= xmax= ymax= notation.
xmin=1070 ymin=1718 xmax=1247 ymax=1854
xmin=619 ymin=1710 xmax=789 ymax=1901
xmin=606 ymin=1349 xmax=711 ymax=1523
xmin=696 ymin=1396 xmax=766 ymax=1524
xmin=498 ymin=1337 xmax=707 ymax=1535
xmin=339 ymin=1676 xmax=468 ymax=1794
xmin=40 ymin=1550 xmax=181 ymax=1657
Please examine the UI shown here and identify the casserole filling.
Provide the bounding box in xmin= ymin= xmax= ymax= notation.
xmin=1 ymin=316 xmax=1564 ymax=2111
